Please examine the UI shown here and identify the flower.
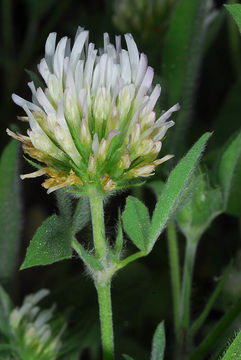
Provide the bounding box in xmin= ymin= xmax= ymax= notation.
xmin=113 ymin=0 xmax=177 ymax=43
xmin=8 ymin=27 xmax=179 ymax=194
xmin=9 ymin=289 xmax=63 ymax=360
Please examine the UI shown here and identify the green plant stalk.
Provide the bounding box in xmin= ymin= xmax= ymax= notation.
xmin=89 ymin=187 xmax=114 ymax=360
xmin=190 ymin=297 xmax=241 ymax=360
xmin=167 ymin=222 xmax=181 ymax=336
xmin=89 ymin=188 xmax=107 ymax=261
xmin=190 ymin=261 xmax=232 ymax=336
xmin=95 ymin=280 xmax=114 ymax=360
xmin=180 ymin=238 xmax=198 ymax=329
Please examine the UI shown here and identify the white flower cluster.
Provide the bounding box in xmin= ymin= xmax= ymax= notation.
xmin=9 ymin=289 xmax=62 ymax=360
xmin=8 ymin=27 xmax=179 ymax=193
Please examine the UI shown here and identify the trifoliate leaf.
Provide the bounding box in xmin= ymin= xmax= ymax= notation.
xmin=21 ymin=214 xmax=72 ymax=269
xmin=149 ymin=133 xmax=212 ymax=251
xmin=122 ymin=196 xmax=150 ymax=251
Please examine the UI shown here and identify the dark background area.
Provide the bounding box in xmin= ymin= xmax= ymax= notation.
xmin=0 ymin=0 xmax=240 ymax=359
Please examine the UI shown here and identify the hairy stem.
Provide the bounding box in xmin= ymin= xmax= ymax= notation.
xmin=89 ymin=187 xmax=114 ymax=359
xmin=89 ymin=187 xmax=107 ymax=261
xmin=95 ymin=281 xmax=114 ymax=360
xmin=167 ymin=222 xmax=181 ymax=336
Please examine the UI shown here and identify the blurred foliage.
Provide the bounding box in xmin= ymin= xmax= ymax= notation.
xmin=0 ymin=0 xmax=241 ymax=359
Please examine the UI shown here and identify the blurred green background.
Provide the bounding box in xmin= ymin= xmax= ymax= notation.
xmin=0 ymin=0 xmax=240 ymax=359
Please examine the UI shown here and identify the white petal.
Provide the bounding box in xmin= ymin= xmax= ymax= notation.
xmin=23 ymin=105 xmax=41 ymax=131
xmin=74 ymin=60 xmax=84 ymax=93
xmin=56 ymin=101 xmax=68 ymax=129
xmin=12 ymin=94 xmax=44 ymax=114
xmin=92 ymin=133 xmax=99 ymax=153
xmin=115 ymin=35 xmax=122 ymax=57
xmin=120 ymin=49 xmax=131 ymax=85
xmin=53 ymin=36 xmax=68 ymax=81
xmin=38 ymin=58 xmax=50 ymax=84
xmin=99 ymin=53 xmax=108 ymax=86
xmin=124 ymin=33 xmax=139 ymax=81
xmin=104 ymin=33 xmax=110 ymax=52
xmin=36 ymin=88 xmax=55 ymax=114
xmin=91 ymin=62 xmax=100 ymax=93
xmin=28 ymin=81 xmax=39 ymax=105
xmin=84 ymin=43 xmax=97 ymax=86
xmin=106 ymin=43 xmax=117 ymax=61
xmin=136 ymin=66 xmax=154 ymax=101
xmin=135 ymin=53 xmax=148 ymax=87
xmin=70 ymin=30 xmax=89 ymax=70
xmin=154 ymin=103 xmax=180 ymax=127
xmin=146 ymin=84 xmax=161 ymax=113
xmin=74 ymin=26 xmax=85 ymax=42
xmin=45 ymin=32 xmax=57 ymax=71
xmin=65 ymin=38 xmax=71 ymax=57
xmin=153 ymin=121 xmax=175 ymax=141
xmin=79 ymin=88 xmax=87 ymax=117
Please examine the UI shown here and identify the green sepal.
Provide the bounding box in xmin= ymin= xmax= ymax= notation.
xmin=23 ymin=155 xmax=43 ymax=170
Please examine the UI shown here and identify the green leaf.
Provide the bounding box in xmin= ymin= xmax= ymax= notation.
xmin=114 ymin=211 xmax=124 ymax=259
xmin=162 ymin=0 xmax=209 ymax=153
xmin=218 ymin=130 xmax=241 ymax=216
xmin=151 ymin=322 xmax=166 ymax=360
xmin=122 ymin=355 xmax=135 ymax=360
xmin=122 ymin=196 xmax=150 ymax=251
xmin=0 ymin=140 xmax=21 ymax=281
xmin=177 ymin=172 xmax=223 ymax=242
xmin=149 ymin=133 xmax=212 ymax=252
xmin=72 ymin=197 xmax=90 ymax=235
xmin=222 ymin=330 xmax=241 ymax=360
xmin=190 ymin=262 xmax=232 ymax=336
xmin=225 ymin=4 xmax=241 ymax=33
xmin=21 ymin=214 xmax=72 ymax=269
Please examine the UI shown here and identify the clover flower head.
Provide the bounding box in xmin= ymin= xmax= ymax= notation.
xmin=9 ymin=289 xmax=62 ymax=360
xmin=8 ymin=27 xmax=179 ymax=194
